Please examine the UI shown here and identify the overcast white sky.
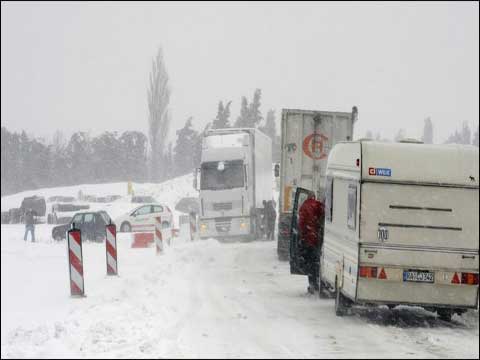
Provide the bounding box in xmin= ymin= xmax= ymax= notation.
xmin=2 ymin=1 xmax=478 ymax=145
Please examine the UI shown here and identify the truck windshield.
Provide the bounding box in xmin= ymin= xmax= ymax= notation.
xmin=201 ymin=160 xmax=244 ymax=190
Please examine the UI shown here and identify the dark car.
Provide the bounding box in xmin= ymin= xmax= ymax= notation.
xmin=132 ymin=195 xmax=156 ymax=203
xmin=51 ymin=210 xmax=113 ymax=242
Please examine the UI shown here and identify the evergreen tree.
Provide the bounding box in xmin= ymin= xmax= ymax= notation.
xmin=394 ymin=129 xmax=406 ymax=142
xmin=422 ymin=117 xmax=434 ymax=144
xmin=174 ymin=117 xmax=200 ymax=176
xmin=234 ymin=97 xmax=249 ymax=127
xmin=460 ymin=122 xmax=471 ymax=145
xmin=248 ymin=89 xmax=262 ymax=128
xmin=259 ymin=109 xmax=276 ymax=139
xmin=147 ymin=46 xmax=171 ymax=182
xmin=212 ymin=100 xmax=232 ymax=129
xmin=473 ymin=126 xmax=479 ymax=147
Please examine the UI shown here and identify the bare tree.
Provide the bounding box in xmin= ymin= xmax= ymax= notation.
xmin=147 ymin=47 xmax=171 ymax=181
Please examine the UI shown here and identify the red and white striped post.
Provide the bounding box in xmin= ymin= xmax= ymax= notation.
xmin=105 ymin=223 xmax=118 ymax=276
xmin=67 ymin=225 xmax=85 ymax=297
xmin=155 ymin=216 xmax=163 ymax=254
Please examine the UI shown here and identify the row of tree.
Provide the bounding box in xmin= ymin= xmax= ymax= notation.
xmin=170 ymin=88 xmax=281 ymax=178
xmin=1 ymin=128 xmax=149 ymax=197
xmin=365 ymin=118 xmax=479 ymax=146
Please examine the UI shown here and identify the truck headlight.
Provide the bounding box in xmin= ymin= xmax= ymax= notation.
xmin=240 ymin=222 xmax=247 ymax=228
xmin=200 ymin=223 xmax=207 ymax=231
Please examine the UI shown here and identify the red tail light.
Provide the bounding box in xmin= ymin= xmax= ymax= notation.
xmin=359 ymin=266 xmax=377 ymax=278
xmin=378 ymin=267 xmax=387 ymax=280
xmin=451 ymin=272 xmax=460 ymax=284
xmin=461 ymin=272 xmax=479 ymax=285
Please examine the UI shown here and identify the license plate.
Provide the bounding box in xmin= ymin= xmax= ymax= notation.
xmin=403 ymin=270 xmax=434 ymax=283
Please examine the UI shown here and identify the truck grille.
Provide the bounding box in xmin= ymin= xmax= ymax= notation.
xmin=215 ymin=217 xmax=232 ymax=233
xmin=213 ymin=202 xmax=233 ymax=211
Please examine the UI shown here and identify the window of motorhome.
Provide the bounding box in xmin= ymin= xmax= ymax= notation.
xmin=347 ymin=184 xmax=357 ymax=230
xmin=325 ymin=176 xmax=333 ymax=222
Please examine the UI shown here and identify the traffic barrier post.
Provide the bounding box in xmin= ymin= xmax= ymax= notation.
xmin=105 ymin=223 xmax=118 ymax=276
xmin=67 ymin=224 xmax=85 ymax=297
xmin=155 ymin=216 xmax=163 ymax=254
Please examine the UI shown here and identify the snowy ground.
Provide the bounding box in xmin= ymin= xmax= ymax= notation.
xmin=1 ymin=178 xmax=478 ymax=358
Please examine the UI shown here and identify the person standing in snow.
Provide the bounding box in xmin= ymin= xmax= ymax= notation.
xmin=24 ymin=208 xmax=36 ymax=242
xmin=265 ymin=200 xmax=277 ymax=240
xmin=298 ymin=193 xmax=325 ymax=294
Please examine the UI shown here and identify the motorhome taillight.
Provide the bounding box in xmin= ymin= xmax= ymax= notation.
xmin=378 ymin=267 xmax=387 ymax=280
xmin=356 ymin=158 xmax=360 ymax=167
xmin=451 ymin=272 xmax=460 ymax=284
xmin=461 ymin=272 xmax=479 ymax=285
xmin=359 ymin=266 xmax=377 ymax=278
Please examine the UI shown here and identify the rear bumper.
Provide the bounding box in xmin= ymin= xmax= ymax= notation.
xmin=357 ymin=278 xmax=479 ymax=309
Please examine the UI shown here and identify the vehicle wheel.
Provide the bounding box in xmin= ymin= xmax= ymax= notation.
xmin=121 ymin=222 xmax=131 ymax=232
xmin=335 ymin=278 xmax=349 ymax=316
xmin=387 ymin=304 xmax=396 ymax=310
xmin=95 ymin=234 xmax=105 ymax=243
xmin=54 ymin=235 xmax=62 ymax=242
xmin=437 ymin=309 xmax=453 ymax=322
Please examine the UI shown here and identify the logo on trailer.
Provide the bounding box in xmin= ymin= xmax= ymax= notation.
xmin=302 ymin=133 xmax=329 ymax=160
xmin=368 ymin=167 xmax=392 ymax=177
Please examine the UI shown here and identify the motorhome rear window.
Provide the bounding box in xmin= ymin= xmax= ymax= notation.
xmin=204 ymin=134 xmax=248 ymax=148
xmin=347 ymin=184 xmax=357 ymax=230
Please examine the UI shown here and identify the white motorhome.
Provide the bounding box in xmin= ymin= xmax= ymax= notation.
xmin=194 ymin=128 xmax=272 ymax=241
xmin=291 ymin=140 xmax=479 ymax=320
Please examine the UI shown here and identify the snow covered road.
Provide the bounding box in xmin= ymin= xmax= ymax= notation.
xmin=1 ymin=224 xmax=478 ymax=358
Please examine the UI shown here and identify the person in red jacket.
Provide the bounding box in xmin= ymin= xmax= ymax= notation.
xmin=298 ymin=193 xmax=325 ymax=294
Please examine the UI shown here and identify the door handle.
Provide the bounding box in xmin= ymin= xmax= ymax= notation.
xmin=462 ymin=255 xmax=475 ymax=259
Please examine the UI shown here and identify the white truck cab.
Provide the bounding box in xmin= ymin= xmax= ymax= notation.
xmin=195 ymin=128 xmax=272 ymax=241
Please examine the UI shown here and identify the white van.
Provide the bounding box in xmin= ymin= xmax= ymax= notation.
xmin=291 ymin=140 xmax=479 ymax=320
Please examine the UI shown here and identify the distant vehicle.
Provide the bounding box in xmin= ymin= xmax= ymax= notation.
xmin=20 ymin=195 xmax=46 ymax=217
xmin=7 ymin=208 xmax=22 ymax=224
xmin=51 ymin=210 xmax=113 ymax=242
xmin=116 ymin=204 xmax=173 ymax=233
xmin=194 ymin=128 xmax=272 ymax=241
xmin=277 ymin=107 xmax=358 ymax=260
xmin=131 ymin=195 xmax=156 ymax=204
xmin=290 ymin=141 xmax=479 ymax=321
xmin=47 ymin=196 xmax=75 ymax=203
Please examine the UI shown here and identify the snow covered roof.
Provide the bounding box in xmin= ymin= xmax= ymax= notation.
xmin=328 ymin=141 xmax=479 ymax=187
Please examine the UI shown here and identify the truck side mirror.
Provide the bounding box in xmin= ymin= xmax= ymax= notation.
xmin=274 ymin=163 xmax=280 ymax=178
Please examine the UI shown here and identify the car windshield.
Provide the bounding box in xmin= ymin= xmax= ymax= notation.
xmin=200 ymin=160 xmax=244 ymax=190
xmin=99 ymin=212 xmax=110 ymax=224
xmin=71 ymin=214 xmax=83 ymax=224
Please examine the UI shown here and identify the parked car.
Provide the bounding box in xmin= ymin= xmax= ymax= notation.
xmin=116 ymin=204 xmax=173 ymax=232
xmin=51 ymin=210 xmax=113 ymax=242
xmin=131 ymin=195 xmax=156 ymax=204
xmin=20 ymin=195 xmax=46 ymax=217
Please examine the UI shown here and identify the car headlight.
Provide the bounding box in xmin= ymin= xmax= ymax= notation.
xmin=240 ymin=222 xmax=247 ymax=228
xmin=200 ymin=223 xmax=207 ymax=231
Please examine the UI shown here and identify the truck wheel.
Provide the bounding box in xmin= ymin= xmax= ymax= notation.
xmin=335 ymin=279 xmax=349 ymax=316
xmin=437 ymin=309 xmax=453 ymax=322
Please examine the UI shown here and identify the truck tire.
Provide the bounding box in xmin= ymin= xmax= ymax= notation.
xmin=437 ymin=309 xmax=453 ymax=322
xmin=121 ymin=222 xmax=131 ymax=232
xmin=334 ymin=279 xmax=350 ymax=316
